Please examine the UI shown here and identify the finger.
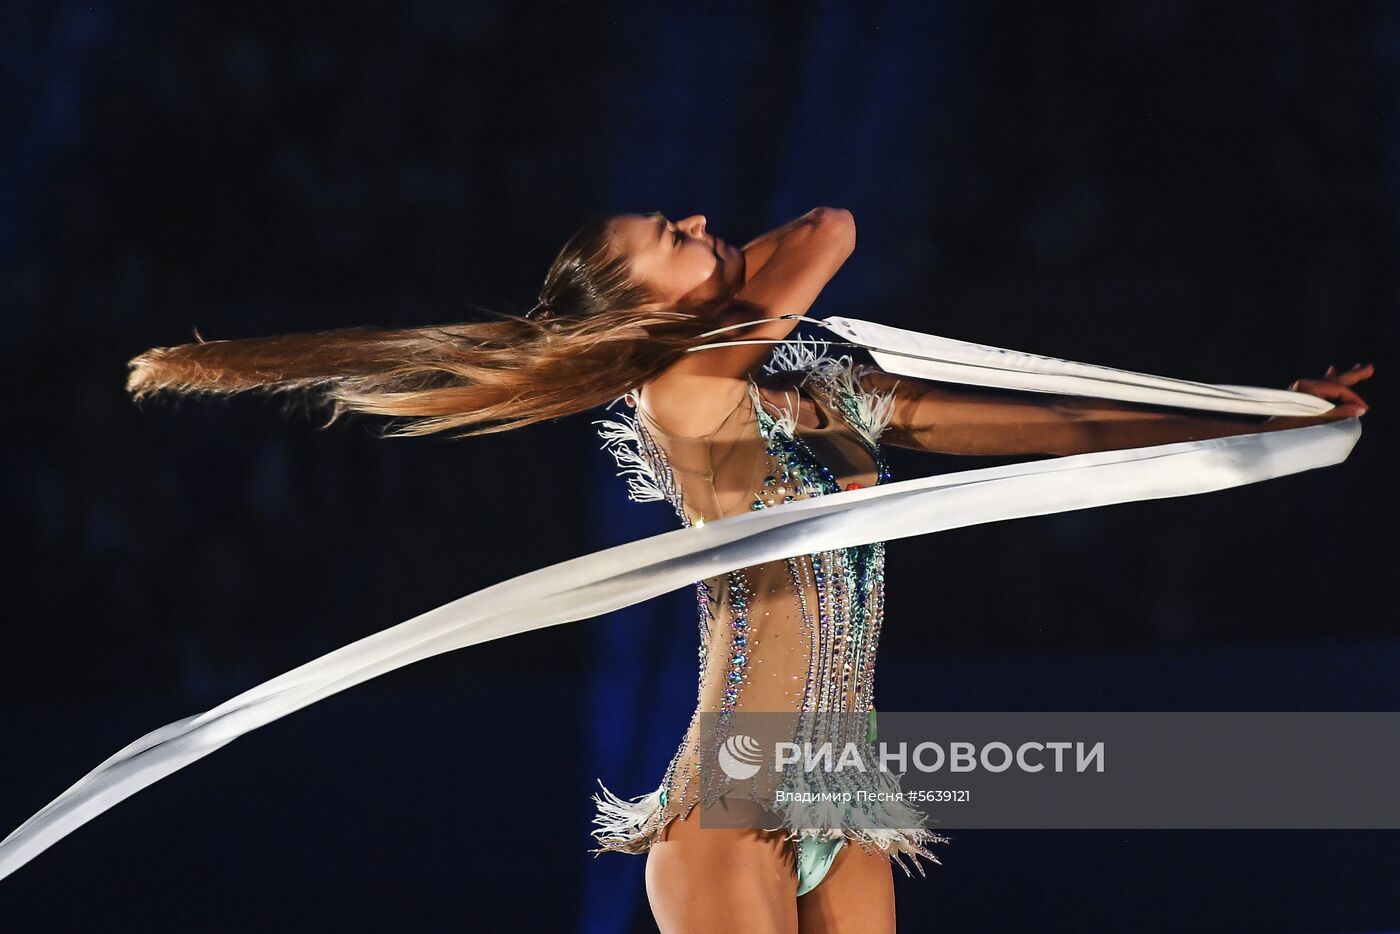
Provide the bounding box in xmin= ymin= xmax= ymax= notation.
xmin=1333 ymin=385 xmax=1367 ymax=407
xmin=1336 ymin=363 xmax=1374 ymax=386
xmin=1325 ymin=365 xmax=1337 ymax=379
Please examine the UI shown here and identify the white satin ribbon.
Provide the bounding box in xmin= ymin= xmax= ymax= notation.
xmin=690 ymin=314 xmax=1333 ymax=418
xmin=0 ymin=322 xmax=1360 ymax=882
xmin=821 ymin=316 xmax=1331 ymax=417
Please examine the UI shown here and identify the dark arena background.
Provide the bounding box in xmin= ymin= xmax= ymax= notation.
xmin=3 ymin=2 xmax=1397 ymax=932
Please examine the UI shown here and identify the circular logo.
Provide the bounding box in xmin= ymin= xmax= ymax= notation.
xmin=717 ymin=733 xmax=764 ymax=780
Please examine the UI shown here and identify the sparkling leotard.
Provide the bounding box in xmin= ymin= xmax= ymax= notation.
xmin=590 ymin=341 xmax=948 ymax=877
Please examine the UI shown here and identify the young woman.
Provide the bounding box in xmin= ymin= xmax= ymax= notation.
xmin=126 ymin=207 xmax=1370 ymax=934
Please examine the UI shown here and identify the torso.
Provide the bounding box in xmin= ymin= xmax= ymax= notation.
xmin=591 ymin=346 xmax=899 ymax=848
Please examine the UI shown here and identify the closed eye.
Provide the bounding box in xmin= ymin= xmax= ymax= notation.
xmin=673 ymin=229 xmax=682 ymax=246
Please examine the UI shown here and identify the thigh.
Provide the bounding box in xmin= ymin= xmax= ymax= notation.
xmin=645 ymin=802 xmax=800 ymax=934
xmin=796 ymin=841 xmax=896 ymax=934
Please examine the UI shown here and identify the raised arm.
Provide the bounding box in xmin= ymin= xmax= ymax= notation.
xmin=639 ymin=207 xmax=856 ymax=435
xmin=859 ymin=364 xmax=1372 ymax=457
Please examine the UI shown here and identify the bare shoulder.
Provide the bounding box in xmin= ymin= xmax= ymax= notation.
xmin=638 ymin=366 xmax=750 ymax=438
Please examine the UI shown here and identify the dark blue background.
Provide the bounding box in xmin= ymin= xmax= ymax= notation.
xmin=2 ymin=2 xmax=1396 ymax=931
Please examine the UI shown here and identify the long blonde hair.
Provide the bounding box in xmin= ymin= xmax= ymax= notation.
xmin=126 ymin=215 xmax=731 ymax=437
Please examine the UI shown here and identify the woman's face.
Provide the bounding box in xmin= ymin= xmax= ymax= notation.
xmin=609 ymin=212 xmax=745 ymax=307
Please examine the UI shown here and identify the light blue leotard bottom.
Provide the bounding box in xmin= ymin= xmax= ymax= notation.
xmin=794 ymin=709 xmax=879 ymax=896
xmin=795 ymin=836 xmax=846 ymax=896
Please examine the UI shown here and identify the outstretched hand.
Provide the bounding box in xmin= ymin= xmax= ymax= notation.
xmin=1265 ymin=362 xmax=1373 ymax=430
xmin=1292 ymin=363 xmax=1372 ymax=416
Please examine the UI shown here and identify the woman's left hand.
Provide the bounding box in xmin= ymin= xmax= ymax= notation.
xmin=1291 ymin=363 xmax=1372 ymax=414
xmin=1264 ymin=362 xmax=1373 ymax=429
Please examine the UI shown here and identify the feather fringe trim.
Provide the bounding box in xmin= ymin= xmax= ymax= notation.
xmin=591 ymin=396 xmax=668 ymax=504
xmin=589 ymin=778 xmax=666 ymax=854
xmin=762 ymin=335 xmax=899 ymax=446
xmin=588 ymin=771 xmax=949 ymax=876
xmin=812 ymin=357 xmax=898 ymax=446
xmin=762 ymin=333 xmax=834 ymax=378
xmin=760 ymin=769 xmax=952 ymax=879
xmin=748 ymin=380 xmax=798 ymax=441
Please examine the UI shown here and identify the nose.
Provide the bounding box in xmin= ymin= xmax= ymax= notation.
xmin=679 ymin=214 xmax=707 ymax=235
